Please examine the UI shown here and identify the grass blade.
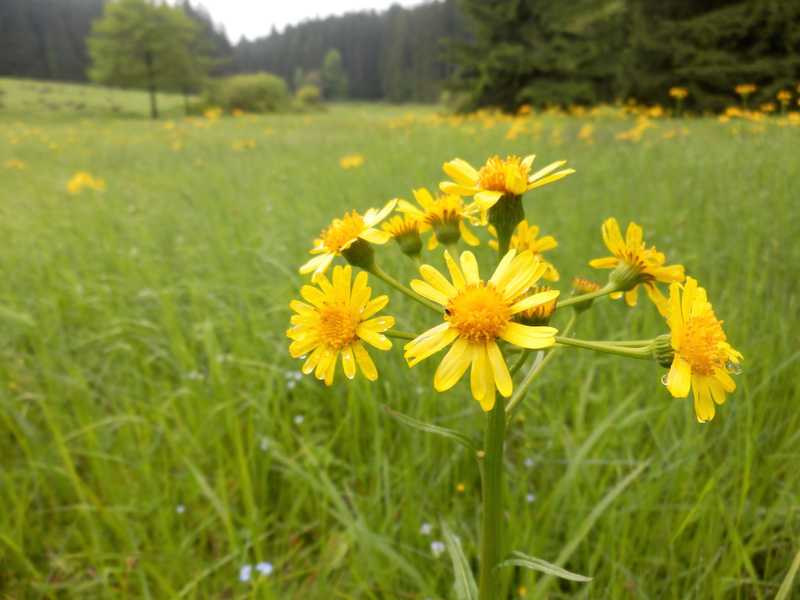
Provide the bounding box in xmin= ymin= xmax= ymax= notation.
xmin=383 ymin=405 xmax=477 ymax=453
xmin=441 ymin=522 xmax=478 ymax=600
xmin=775 ymin=547 xmax=800 ymax=600
xmin=497 ymin=550 xmax=592 ymax=582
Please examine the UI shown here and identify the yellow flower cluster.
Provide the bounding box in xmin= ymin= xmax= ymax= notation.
xmin=287 ymin=151 xmax=741 ymax=423
xmin=66 ymin=171 xmax=105 ymax=194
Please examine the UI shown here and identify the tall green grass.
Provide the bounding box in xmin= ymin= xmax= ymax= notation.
xmin=1 ymin=80 xmax=799 ymax=598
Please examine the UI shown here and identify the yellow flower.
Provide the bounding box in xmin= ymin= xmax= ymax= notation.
xmin=515 ymin=285 xmax=558 ymax=325
xmin=669 ymin=87 xmax=688 ymax=100
xmin=67 ymin=171 xmax=105 ymax=194
xmin=589 ymin=217 xmax=684 ymax=312
xmin=287 ymin=265 xmax=395 ymax=385
xmin=439 ymin=154 xmax=574 ymax=211
xmin=203 ymin=107 xmax=222 ymax=121
xmin=382 ymin=214 xmax=423 ymax=257
xmin=339 ymin=153 xmax=365 ymax=169
xmin=777 ymin=90 xmax=792 ymax=103
xmin=404 ymin=249 xmax=559 ymax=411
xmin=397 ymin=188 xmax=480 ymax=249
xmin=4 ymin=159 xmax=26 ymax=170
xmin=488 ymin=220 xmax=559 ymax=281
xmin=572 ymin=277 xmax=601 ymax=294
xmin=735 ymin=83 xmax=757 ymax=97
xmin=299 ymin=200 xmax=396 ymax=279
xmin=664 ymin=277 xmax=742 ymax=422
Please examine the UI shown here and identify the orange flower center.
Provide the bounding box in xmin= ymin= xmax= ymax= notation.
xmin=318 ymin=305 xmax=360 ymax=350
xmin=424 ymin=195 xmax=464 ymax=227
xmin=677 ymin=313 xmax=727 ymax=375
xmin=478 ymin=155 xmax=529 ymax=194
xmin=446 ymin=284 xmax=511 ymax=343
xmin=321 ymin=211 xmax=365 ymax=253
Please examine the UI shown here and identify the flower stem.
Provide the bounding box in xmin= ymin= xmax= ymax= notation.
xmin=555 ymin=283 xmax=616 ymax=310
xmin=505 ymin=313 xmax=577 ymax=418
xmin=555 ymin=336 xmax=652 ymax=360
xmin=385 ymin=330 xmax=416 ymax=341
xmin=369 ymin=264 xmax=440 ymax=312
xmin=509 ymin=349 xmax=530 ymax=376
xmin=479 ymin=396 xmax=506 ymax=600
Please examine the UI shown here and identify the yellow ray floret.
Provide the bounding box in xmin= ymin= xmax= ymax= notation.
xmin=299 ymin=200 xmax=396 ymax=279
xmin=589 ymin=217 xmax=684 ymax=313
xmin=287 ymin=265 xmax=395 ymax=385
xmin=439 ymin=154 xmax=575 ymax=211
xmin=663 ymin=277 xmax=742 ymax=422
xmin=396 ymin=187 xmax=480 ymax=249
xmin=404 ymin=249 xmax=560 ymax=411
xmin=488 ymin=220 xmax=560 ymax=281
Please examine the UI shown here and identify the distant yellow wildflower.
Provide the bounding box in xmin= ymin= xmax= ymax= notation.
xmin=299 ymin=200 xmax=396 ymax=279
xmin=231 ymin=139 xmax=256 ymax=151
xmin=777 ymin=90 xmax=792 ymax=103
xmin=4 ymin=159 xmax=26 ymax=170
xmin=664 ymin=277 xmax=742 ymax=422
xmin=339 ymin=154 xmax=365 ymax=169
xmin=397 ymin=188 xmax=480 ymax=249
xmin=669 ymin=87 xmax=688 ymax=100
xmin=404 ymin=249 xmax=559 ymax=411
xmin=287 ymin=265 xmax=394 ymax=385
xmin=440 ymin=154 xmax=574 ymax=212
xmin=589 ymin=217 xmax=684 ymax=311
xmin=67 ymin=171 xmax=105 ymax=194
xmin=735 ymin=83 xmax=757 ymax=97
xmin=488 ymin=220 xmax=559 ymax=281
xmin=203 ymin=107 xmax=222 ymax=121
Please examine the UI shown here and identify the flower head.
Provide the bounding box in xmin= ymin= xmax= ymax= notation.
xmin=287 ymin=265 xmax=394 ymax=385
xmin=397 ymin=188 xmax=480 ymax=249
xmin=589 ymin=217 xmax=684 ymax=312
xmin=515 ymin=285 xmax=558 ymax=325
xmin=777 ymin=90 xmax=792 ymax=104
xmin=382 ymin=213 xmax=423 ymax=257
xmin=735 ymin=83 xmax=757 ymax=97
xmin=4 ymin=159 xmax=26 ymax=170
xmin=404 ymin=250 xmax=559 ymax=410
xmin=300 ymin=200 xmax=396 ymax=279
xmin=488 ymin=220 xmax=559 ymax=281
xmin=67 ymin=171 xmax=105 ymax=194
xmin=339 ymin=153 xmax=365 ymax=169
xmin=439 ymin=154 xmax=574 ymax=211
xmin=664 ymin=277 xmax=742 ymax=422
xmin=669 ymin=87 xmax=688 ymax=100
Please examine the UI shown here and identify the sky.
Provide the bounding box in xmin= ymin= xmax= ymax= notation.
xmin=192 ymin=0 xmax=428 ymax=41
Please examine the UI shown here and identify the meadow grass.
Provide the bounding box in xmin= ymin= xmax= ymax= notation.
xmin=1 ymin=79 xmax=799 ymax=599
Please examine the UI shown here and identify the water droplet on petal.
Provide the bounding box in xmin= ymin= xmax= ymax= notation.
xmin=660 ymin=374 xmax=669 ymax=386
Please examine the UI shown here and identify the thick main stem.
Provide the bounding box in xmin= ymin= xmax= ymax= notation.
xmin=479 ymin=396 xmax=506 ymax=600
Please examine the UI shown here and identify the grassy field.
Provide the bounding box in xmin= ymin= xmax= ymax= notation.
xmin=1 ymin=78 xmax=799 ymax=599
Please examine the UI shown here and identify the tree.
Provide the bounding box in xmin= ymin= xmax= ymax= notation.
xmin=87 ymin=0 xmax=209 ymax=118
xmin=320 ymin=49 xmax=348 ymax=100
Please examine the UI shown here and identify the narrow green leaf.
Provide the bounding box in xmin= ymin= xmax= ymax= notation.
xmin=383 ymin=405 xmax=477 ymax=452
xmin=0 ymin=306 xmax=35 ymax=328
xmin=497 ymin=551 xmax=592 ymax=582
xmin=775 ymin=547 xmax=800 ymax=600
xmin=441 ymin=522 xmax=478 ymax=600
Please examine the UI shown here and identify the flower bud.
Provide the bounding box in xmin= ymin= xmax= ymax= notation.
xmin=649 ymin=334 xmax=674 ymax=368
xmin=570 ymin=277 xmax=602 ymax=312
xmin=341 ymin=238 xmax=376 ymax=271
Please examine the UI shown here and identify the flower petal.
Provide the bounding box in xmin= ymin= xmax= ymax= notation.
xmin=666 ymin=356 xmax=691 ymax=398
xmin=510 ymin=289 xmax=560 ymax=314
xmin=405 ymin=323 xmax=459 ymax=367
xmin=443 ymin=158 xmax=479 ymax=185
xmin=420 ymin=264 xmax=457 ymax=297
xmin=357 ymin=325 xmax=392 ymax=350
xmin=353 ymin=341 xmax=378 ymax=380
xmin=360 ymin=228 xmax=392 ymax=244
xmin=486 ymin=341 xmax=512 ymax=398
xmin=410 ymin=279 xmax=450 ymax=306
xmin=692 ymin=375 xmax=715 ymax=422
xmin=459 ymin=251 xmax=480 ymax=285
xmin=499 ymin=322 xmax=556 ymax=349
xmin=341 ymin=345 xmax=357 ymax=379
xmin=434 ymin=337 xmax=472 ymax=392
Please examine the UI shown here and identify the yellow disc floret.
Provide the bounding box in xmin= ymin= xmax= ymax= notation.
xmin=318 ymin=305 xmax=361 ymax=350
xmin=321 ymin=211 xmax=366 ymax=253
xmin=446 ymin=285 xmax=511 ymax=343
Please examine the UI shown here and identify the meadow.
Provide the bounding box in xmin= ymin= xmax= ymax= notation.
xmin=1 ymin=77 xmax=799 ymax=599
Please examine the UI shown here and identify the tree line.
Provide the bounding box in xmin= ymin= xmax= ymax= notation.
xmin=1 ymin=0 xmax=798 ymax=112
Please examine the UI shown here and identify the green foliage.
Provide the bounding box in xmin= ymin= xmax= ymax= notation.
xmin=295 ymin=83 xmax=322 ymax=107
xmin=320 ymin=49 xmax=348 ymax=100
xmin=87 ymin=0 xmax=212 ymax=118
xmin=205 ymin=72 xmax=290 ymax=113
xmin=451 ymin=0 xmax=800 ymax=112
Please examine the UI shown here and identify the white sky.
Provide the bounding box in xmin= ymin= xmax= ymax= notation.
xmin=192 ymin=0 xmax=429 ymax=41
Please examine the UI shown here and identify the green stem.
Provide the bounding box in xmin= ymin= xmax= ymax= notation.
xmin=555 ymin=283 xmax=616 ymax=310
xmin=509 ymin=349 xmax=530 ymax=376
xmin=369 ymin=264 xmax=440 ymax=312
xmin=479 ymin=396 xmax=506 ymax=600
xmin=385 ymin=329 xmax=416 ymax=341
xmin=555 ymin=336 xmax=652 ymax=360
xmin=505 ymin=313 xmax=576 ymax=418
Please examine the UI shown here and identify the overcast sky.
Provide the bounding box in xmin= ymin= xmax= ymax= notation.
xmin=192 ymin=1 xmax=428 ymax=41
